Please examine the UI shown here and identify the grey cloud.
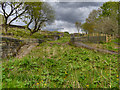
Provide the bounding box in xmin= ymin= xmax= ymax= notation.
xmin=45 ymin=0 xmax=119 ymax=2
xmin=54 ymin=3 xmax=101 ymax=24
xmin=47 ymin=2 xmax=103 ymax=33
xmin=50 ymin=2 xmax=103 ymax=24
xmin=56 ymin=2 xmax=103 ymax=8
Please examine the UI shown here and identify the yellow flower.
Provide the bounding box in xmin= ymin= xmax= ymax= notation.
xmin=86 ymin=85 xmax=89 ymax=87
xmin=117 ymin=75 xmax=119 ymax=77
xmin=64 ymin=76 xmax=67 ymax=80
xmin=40 ymin=80 xmax=43 ymax=83
xmin=44 ymin=83 xmax=46 ymax=86
xmin=37 ymin=83 xmax=39 ymax=85
xmin=65 ymin=71 xmax=67 ymax=74
xmin=117 ymin=79 xmax=119 ymax=81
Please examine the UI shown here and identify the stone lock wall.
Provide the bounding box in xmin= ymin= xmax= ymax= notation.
xmin=1 ymin=37 xmax=45 ymax=59
xmin=1 ymin=37 xmax=25 ymax=59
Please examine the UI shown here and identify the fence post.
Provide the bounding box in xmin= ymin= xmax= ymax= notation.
xmin=70 ymin=34 xmax=75 ymax=43
xmin=88 ymin=33 xmax=89 ymax=41
xmin=113 ymin=34 xmax=115 ymax=39
xmin=106 ymin=34 xmax=108 ymax=42
xmin=109 ymin=34 xmax=111 ymax=42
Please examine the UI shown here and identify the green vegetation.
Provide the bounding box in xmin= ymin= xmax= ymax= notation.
xmin=2 ymin=27 xmax=65 ymax=41
xmin=83 ymin=38 xmax=119 ymax=52
xmin=0 ymin=1 xmax=55 ymax=35
xmin=2 ymin=36 xmax=119 ymax=88
xmin=3 ymin=27 xmax=45 ymax=39
xmin=1 ymin=1 xmax=119 ymax=88
xmin=23 ymin=2 xmax=55 ymax=35
xmin=81 ymin=1 xmax=118 ymax=35
xmin=0 ymin=61 xmax=1 ymax=90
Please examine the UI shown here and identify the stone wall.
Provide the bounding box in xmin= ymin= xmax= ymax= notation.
xmin=1 ymin=37 xmax=45 ymax=59
xmin=1 ymin=33 xmax=62 ymax=59
xmin=43 ymin=35 xmax=60 ymax=41
xmin=1 ymin=37 xmax=25 ymax=59
xmin=70 ymin=36 xmax=107 ymax=43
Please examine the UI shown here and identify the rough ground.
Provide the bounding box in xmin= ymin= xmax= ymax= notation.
xmin=16 ymin=41 xmax=118 ymax=59
xmin=16 ymin=43 xmax=39 ymax=59
xmin=74 ymin=42 xmax=118 ymax=55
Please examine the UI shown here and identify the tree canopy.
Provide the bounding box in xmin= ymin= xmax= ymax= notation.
xmin=24 ymin=2 xmax=55 ymax=35
xmin=0 ymin=1 xmax=55 ymax=35
xmin=81 ymin=1 xmax=119 ymax=35
xmin=0 ymin=2 xmax=28 ymax=32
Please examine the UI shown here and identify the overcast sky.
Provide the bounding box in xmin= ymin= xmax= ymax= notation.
xmin=42 ymin=2 xmax=103 ymax=33
xmin=1 ymin=0 xmax=119 ymax=33
xmin=42 ymin=0 xmax=119 ymax=33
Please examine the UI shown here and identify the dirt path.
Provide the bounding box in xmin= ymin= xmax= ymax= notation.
xmin=74 ymin=42 xmax=118 ymax=55
xmin=16 ymin=43 xmax=39 ymax=59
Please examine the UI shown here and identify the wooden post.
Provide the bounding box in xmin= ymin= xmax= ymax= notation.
xmin=106 ymin=34 xmax=108 ymax=42
xmin=113 ymin=34 xmax=115 ymax=39
xmin=109 ymin=34 xmax=111 ymax=42
xmin=113 ymin=34 xmax=114 ymax=39
xmin=71 ymin=34 xmax=75 ymax=42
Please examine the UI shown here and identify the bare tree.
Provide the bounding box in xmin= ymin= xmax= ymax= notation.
xmin=0 ymin=2 xmax=28 ymax=33
xmin=75 ymin=21 xmax=81 ymax=33
xmin=95 ymin=17 xmax=118 ymax=35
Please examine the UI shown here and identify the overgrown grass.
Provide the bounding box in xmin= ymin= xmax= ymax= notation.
xmin=2 ymin=37 xmax=119 ymax=88
xmin=82 ymin=38 xmax=119 ymax=52
xmin=2 ymin=27 xmax=67 ymax=40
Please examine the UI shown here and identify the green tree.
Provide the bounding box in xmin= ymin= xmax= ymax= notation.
xmin=95 ymin=1 xmax=119 ymax=35
xmin=81 ymin=9 xmax=101 ymax=34
xmin=82 ymin=1 xmax=119 ymax=35
xmin=99 ymin=1 xmax=118 ymax=18
xmin=81 ymin=22 xmax=95 ymax=34
xmin=24 ymin=2 xmax=55 ymax=35
xmin=95 ymin=16 xmax=118 ymax=35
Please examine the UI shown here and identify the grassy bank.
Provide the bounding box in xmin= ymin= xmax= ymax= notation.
xmin=80 ymin=38 xmax=119 ymax=53
xmin=2 ymin=36 xmax=119 ymax=88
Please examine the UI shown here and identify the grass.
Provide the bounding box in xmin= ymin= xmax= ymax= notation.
xmin=2 ymin=36 xmax=119 ymax=88
xmin=82 ymin=38 xmax=119 ymax=52
xmin=2 ymin=27 xmax=66 ymax=40
xmin=0 ymin=61 xmax=2 ymax=90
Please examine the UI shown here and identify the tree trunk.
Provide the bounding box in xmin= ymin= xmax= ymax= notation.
xmin=5 ymin=24 xmax=8 ymax=34
xmin=4 ymin=18 xmax=8 ymax=34
xmin=30 ymin=30 xmax=38 ymax=36
xmin=30 ymin=32 xmax=33 ymax=36
xmin=30 ymin=31 xmax=35 ymax=36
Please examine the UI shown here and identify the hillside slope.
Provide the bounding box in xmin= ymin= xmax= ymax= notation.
xmin=2 ymin=36 xmax=119 ymax=88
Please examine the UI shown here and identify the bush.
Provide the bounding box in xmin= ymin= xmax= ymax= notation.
xmin=64 ymin=31 xmax=69 ymax=34
xmin=99 ymin=41 xmax=105 ymax=44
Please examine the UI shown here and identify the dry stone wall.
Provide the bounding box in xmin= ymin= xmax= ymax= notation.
xmin=1 ymin=37 xmax=46 ymax=59
xmin=1 ymin=34 xmax=62 ymax=59
xmin=70 ymin=36 xmax=107 ymax=43
xmin=1 ymin=37 xmax=25 ymax=58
